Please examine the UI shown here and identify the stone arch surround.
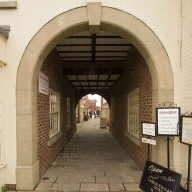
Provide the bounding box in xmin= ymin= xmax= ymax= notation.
xmin=16 ymin=5 xmax=174 ymax=190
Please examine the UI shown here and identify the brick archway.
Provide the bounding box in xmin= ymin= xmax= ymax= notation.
xmin=16 ymin=5 xmax=174 ymax=190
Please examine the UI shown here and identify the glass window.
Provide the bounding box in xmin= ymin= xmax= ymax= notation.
xmin=49 ymin=89 xmax=60 ymax=137
xmin=111 ymin=98 xmax=114 ymax=122
xmin=76 ymin=105 xmax=78 ymax=118
xmin=0 ymin=66 xmax=2 ymax=165
xmin=128 ymin=88 xmax=140 ymax=138
xmin=67 ymin=98 xmax=71 ymax=127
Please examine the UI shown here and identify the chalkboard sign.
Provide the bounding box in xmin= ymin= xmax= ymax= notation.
xmin=140 ymin=160 xmax=181 ymax=192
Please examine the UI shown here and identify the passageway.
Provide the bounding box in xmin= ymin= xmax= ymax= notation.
xmin=35 ymin=118 xmax=142 ymax=192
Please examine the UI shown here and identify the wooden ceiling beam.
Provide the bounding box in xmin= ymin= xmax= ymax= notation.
xmin=62 ymin=60 xmax=125 ymax=63
xmin=70 ymin=80 xmax=115 ymax=82
xmin=92 ymin=34 xmax=96 ymax=62
xmin=86 ymin=75 xmax=90 ymax=89
xmin=58 ymin=50 xmax=129 ymax=53
xmin=104 ymin=75 xmax=111 ymax=89
xmin=96 ymin=75 xmax=100 ymax=90
xmin=74 ymin=85 xmax=113 ymax=87
xmin=63 ymin=68 xmax=123 ymax=75
xmin=75 ymin=75 xmax=83 ymax=89
xmin=67 ymin=36 xmax=122 ymax=39
xmin=57 ymin=44 xmax=132 ymax=47
xmin=61 ymin=56 xmax=125 ymax=59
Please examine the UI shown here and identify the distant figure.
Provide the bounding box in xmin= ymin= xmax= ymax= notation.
xmin=89 ymin=111 xmax=91 ymax=118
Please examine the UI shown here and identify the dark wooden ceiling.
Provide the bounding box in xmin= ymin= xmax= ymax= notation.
xmin=56 ymin=31 xmax=133 ymax=90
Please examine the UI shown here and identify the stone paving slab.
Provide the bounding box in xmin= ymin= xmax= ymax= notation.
xmin=41 ymin=174 xmax=58 ymax=183
xmin=34 ymin=118 xmax=143 ymax=192
xmin=51 ymin=183 xmax=80 ymax=191
xmin=123 ymin=183 xmax=141 ymax=191
xmin=35 ymin=182 xmax=53 ymax=191
xmin=109 ymin=183 xmax=125 ymax=191
xmin=80 ymin=183 xmax=109 ymax=191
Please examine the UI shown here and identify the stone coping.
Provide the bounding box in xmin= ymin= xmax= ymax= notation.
xmin=124 ymin=132 xmax=142 ymax=146
xmin=0 ymin=1 xmax=17 ymax=9
xmin=47 ymin=132 xmax=63 ymax=147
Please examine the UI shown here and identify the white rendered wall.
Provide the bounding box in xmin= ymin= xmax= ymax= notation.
xmin=0 ymin=0 xmax=181 ymax=188
xmin=0 ymin=36 xmax=6 ymax=192
xmin=79 ymin=105 xmax=85 ymax=123
xmin=178 ymin=0 xmax=192 ymax=189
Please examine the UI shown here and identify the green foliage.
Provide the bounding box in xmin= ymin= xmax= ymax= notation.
xmin=1 ymin=184 xmax=8 ymax=192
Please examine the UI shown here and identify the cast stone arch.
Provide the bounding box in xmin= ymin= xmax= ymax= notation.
xmin=16 ymin=5 xmax=174 ymax=190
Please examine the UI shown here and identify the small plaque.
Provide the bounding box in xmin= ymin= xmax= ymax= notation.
xmin=142 ymin=122 xmax=156 ymax=137
xmin=142 ymin=138 xmax=156 ymax=145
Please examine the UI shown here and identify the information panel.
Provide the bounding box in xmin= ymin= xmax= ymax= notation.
xmin=142 ymin=122 xmax=156 ymax=137
xmin=156 ymin=107 xmax=180 ymax=136
xmin=140 ymin=160 xmax=181 ymax=192
xmin=180 ymin=116 xmax=192 ymax=145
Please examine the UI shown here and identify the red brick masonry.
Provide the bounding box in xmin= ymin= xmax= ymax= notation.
xmin=111 ymin=47 xmax=152 ymax=170
xmin=37 ymin=49 xmax=75 ymax=177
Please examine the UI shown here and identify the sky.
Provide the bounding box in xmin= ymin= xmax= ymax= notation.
xmin=87 ymin=94 xmax=101 ymax=107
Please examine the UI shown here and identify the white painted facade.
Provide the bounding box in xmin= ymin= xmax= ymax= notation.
xmin=101 ymin=102 xmax=109 ymax=120
xmin=0 ymin=0 xmax=192 ymax=190
xmin=79 ymin=104 xmax=85 ymax=123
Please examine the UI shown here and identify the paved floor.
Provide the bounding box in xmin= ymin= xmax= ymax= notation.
xmin=35 ymin=118 xmax=142 ymax=192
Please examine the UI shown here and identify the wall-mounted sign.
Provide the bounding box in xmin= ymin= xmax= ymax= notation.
xmin=142 ymin=122 xmax=156 ymax=137
xmin=39 ymin=72 xmax=49 ymax=95
xmin=140 ymin=160 xmax=181 ymax=192
xmin=156 ymin=107 xmax=180 ymax=136
xmin=142 ymin=138 xmax=156 ymax=145
xmin=180 ymin=116 xmax=192 ymax=145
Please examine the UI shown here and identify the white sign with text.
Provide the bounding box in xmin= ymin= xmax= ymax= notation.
xmin=157 ymin=108 xmax=180 ymax=136
xmin=39 ymin=72 xmax=49 ymax=95
xmin=142 ymin=123 xmax=156 ymax=137
xmin=181 ymin=116 xmax=192 ymax=145
xmin=142 ymin=138 xmax=156 ymax=145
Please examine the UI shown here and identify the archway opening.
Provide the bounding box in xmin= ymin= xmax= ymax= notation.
xmin=76 ymin=94 xmax=109 ymax=125
xmin=16 ymin=6 xmax=174 ymax=190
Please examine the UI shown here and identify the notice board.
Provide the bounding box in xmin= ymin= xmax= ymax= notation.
xmin=156 ymin=107 xmax=180 ymax=136
xmin=140 ymin=160 xmax=181 ymax=192
xmin=180 ymin=115 xmax=192 ymax=145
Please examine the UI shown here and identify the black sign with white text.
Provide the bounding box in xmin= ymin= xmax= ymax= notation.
xmin=140 ymin=160 xmax=181 ymax=192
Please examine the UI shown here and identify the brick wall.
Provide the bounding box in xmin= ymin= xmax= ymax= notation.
xmin=37 ymin=48 xmax=75 ymax=177
xmin=110 ymin=47 xmax=152 ymax=170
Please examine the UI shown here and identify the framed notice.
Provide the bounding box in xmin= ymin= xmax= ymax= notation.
xmin=140 ymin=160 xmax=181 ymax=192
xmin=142 ymin=122 xmax=156 ymax=137
xmin=180 ymin=116 xmax=192 ymax=145
xmin=156 ymin=107 xmax=180 ymax=136
xmin=39 ymin=72 xmax=49 ymax=95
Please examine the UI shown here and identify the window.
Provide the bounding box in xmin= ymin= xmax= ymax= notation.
xmin=111 ymin=98 xmax=114 ymax=122
xmin=128 ymin=88 xmax=140 ymax=138
xmin=67 ymin=98 xmax=71 ymax=127
xmin=49 ymin=89 xmax=60 ymax=137
xmin=0 ymin=66 xmax=2 ymax=165
xmin=76 ymin=105 xmax=78 ymax=118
